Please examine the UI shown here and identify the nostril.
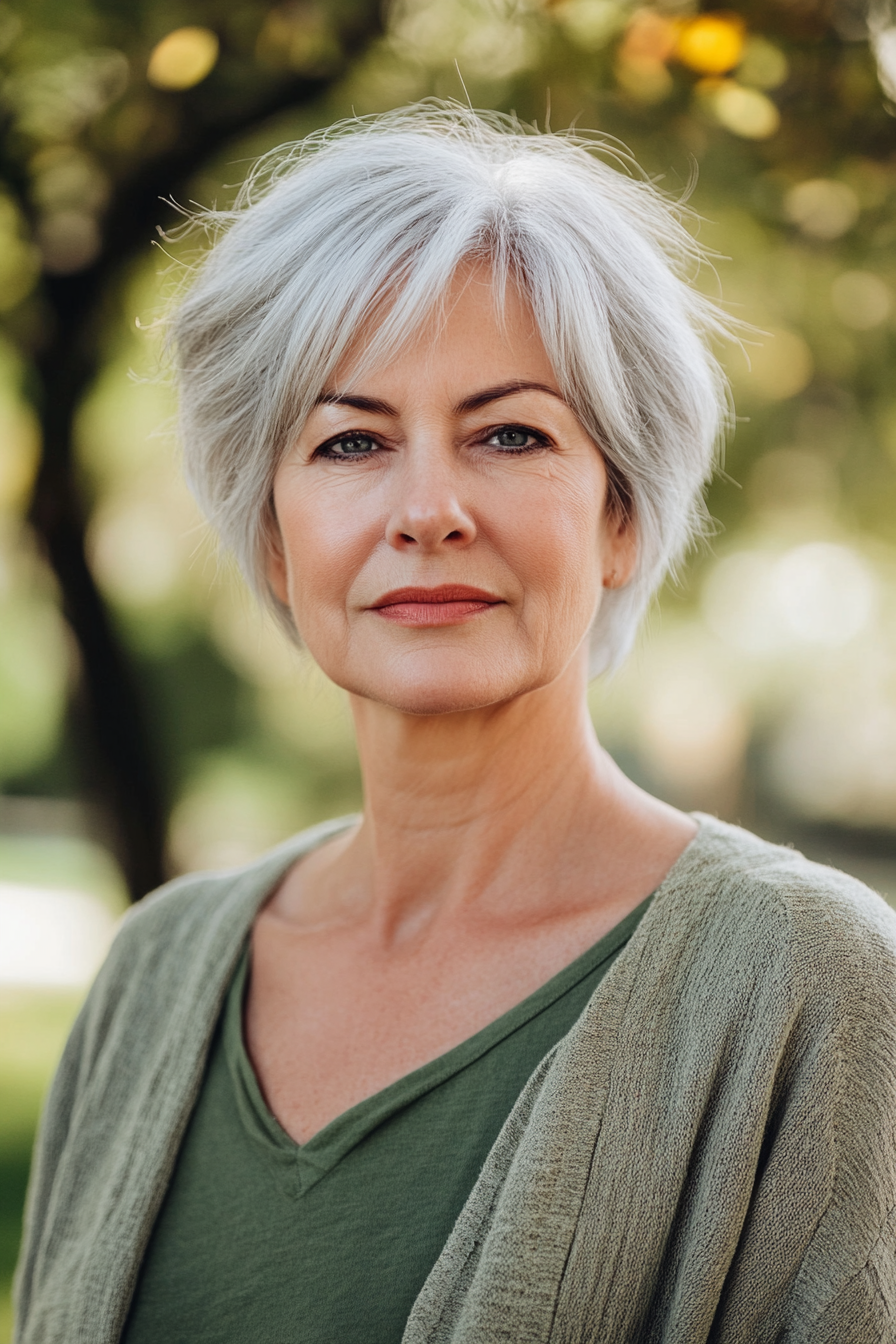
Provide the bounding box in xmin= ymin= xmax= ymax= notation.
xmin=399 ymin=533 xmax=417 ymax=544
xmin=446 ymin=530 xmax=464 ymax=540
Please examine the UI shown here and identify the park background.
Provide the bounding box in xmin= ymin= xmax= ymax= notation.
xmin=1 ymin=0 xmax=895 ymax=1331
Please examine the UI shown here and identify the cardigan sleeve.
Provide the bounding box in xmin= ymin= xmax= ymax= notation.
xmin=801 ymin=1207 xmax=896 ymax=1344
xmin=10 ymin=849 xmax=289 ymax=1344
xmin=781 ymin=920 xmax=896 ymax=1343
xmin=12 ymin=952 xmax=123 ymax=1339
xmin=12 ymin=818 xmax=363 ymax=1344
xmin=403 ymin=829 xmax=896 ymax=1344
xmin=11 ymin=883 xmax=204 ymax=1341
xmin=715 ymin=866 xmax=896 ymax=1343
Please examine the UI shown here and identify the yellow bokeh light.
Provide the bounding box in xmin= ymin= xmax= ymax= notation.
xmin=676 ymin=13 xmax=745 ymax=75
xmin=147 ymin=27 xmax=219 ymax=91
xmin=711 ymin=82 xmax=780 ymax=139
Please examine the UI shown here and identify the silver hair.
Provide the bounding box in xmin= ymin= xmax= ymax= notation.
xmin=170 ymin=102 xmax=732 ymax=675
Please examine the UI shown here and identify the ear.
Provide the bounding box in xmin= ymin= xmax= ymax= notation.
xmin=264 ymin=513 xmax=291 ymax=606
xmin=602 ymin=506 xmax=638 ymax=590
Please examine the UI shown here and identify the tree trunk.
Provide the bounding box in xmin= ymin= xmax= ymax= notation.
xmin=29 ymin=275 xmax=169 ymax=898
xmin=22 ymin=9 xmax=384 ymax=899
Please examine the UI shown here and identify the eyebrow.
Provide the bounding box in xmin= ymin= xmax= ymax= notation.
xmin=315 ymin=381 xmax=566 ymax=418
xmin=453 ymin=381 xmax=567 ymax=414
xmin=316 ymin=392 xmax=397 ymax=415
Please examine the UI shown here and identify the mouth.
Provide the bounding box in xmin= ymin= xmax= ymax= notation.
xmin=369 ymin=584 xmax=504 ymax=627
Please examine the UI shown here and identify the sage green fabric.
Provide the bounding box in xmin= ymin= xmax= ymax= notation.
xmin=122 ymin=897 xmax=647 ymax=1344
xmin=14 ymin=815 xmax=896 ymax=1344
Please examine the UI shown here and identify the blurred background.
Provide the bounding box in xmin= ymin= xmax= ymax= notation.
xmin=1 ymin=0 xmax=895 ymax=1330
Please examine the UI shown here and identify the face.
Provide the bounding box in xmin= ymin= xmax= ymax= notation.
xmin=268 ymin=262 xmax=636 ymax=716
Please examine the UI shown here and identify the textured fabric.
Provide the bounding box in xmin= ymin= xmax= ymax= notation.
xmin=122 ymin=900 xmax=647 ymax=1344
xmin=13 ymin=815 xmax=896 ymax=1344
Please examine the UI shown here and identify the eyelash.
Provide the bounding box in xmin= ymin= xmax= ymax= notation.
xmin=313 ymin=424 xmax=550 ymax=461
xmin=314 ymin=433 xmax=380 ymax=461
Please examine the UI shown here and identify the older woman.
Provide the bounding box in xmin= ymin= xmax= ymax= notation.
xmin=14 ymin=106 xmax=896 ymax=1344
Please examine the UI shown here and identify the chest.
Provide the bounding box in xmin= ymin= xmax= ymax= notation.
xmin=243 ymin=903 xmax=635 ymax=1144
xmin=123 ymin=942 xmax=613 ymax=1344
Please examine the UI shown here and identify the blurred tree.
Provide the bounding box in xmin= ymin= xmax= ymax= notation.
xmin=0 ymin=0 xmax=384 ymax=897
xmin=1 ymin=0 xmax=894 ymax=900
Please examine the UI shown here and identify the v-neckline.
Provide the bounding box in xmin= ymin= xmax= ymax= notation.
xmin=223 ymin=891 xmax=653 ymax=1196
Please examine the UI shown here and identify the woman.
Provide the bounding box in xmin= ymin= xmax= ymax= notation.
xmin=15 ymin=106 xmax=896 ymax=1343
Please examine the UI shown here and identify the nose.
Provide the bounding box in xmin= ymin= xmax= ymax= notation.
xmin=385 ymin=444 xmax=476 ymax=552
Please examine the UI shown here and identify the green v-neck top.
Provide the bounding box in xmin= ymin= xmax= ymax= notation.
xmin=122 ymin=894 xmax=652 ymax=1344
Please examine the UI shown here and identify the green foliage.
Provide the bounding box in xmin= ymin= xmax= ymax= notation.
xmin=2 ymin=0 xmax=896 ymax=857
xmin=0 ymin=0 xmax=894 ymax=849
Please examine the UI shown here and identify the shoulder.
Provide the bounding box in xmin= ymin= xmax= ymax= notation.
xmin=70 ymin=815 xmax=358 ymax=1075
xmin=683 ymin=814 xmax=896 ymax=1003
xmin=112 ymin=814 xmax=356 ymax=964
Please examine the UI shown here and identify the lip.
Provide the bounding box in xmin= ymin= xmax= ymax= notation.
xmin=369 ymin=584 xmax=504 ymax=627
xmin=372 ymin=585 xmax=502 ymax=606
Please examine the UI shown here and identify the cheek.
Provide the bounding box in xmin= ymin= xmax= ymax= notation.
xmin=273 ymin=483 xmax=374 ymax=635
xmin=499 ymin=474 xmax=605 ymax=617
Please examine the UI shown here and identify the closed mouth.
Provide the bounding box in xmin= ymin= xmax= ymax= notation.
xmin=369 ymin=585 xmax=503 ymax=627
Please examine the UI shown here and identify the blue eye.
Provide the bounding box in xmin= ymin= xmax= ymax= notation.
xmin=487 ymin=426 xmax=546 ymax=453
xmin=319 ymin=434 xmax=379 ymax=458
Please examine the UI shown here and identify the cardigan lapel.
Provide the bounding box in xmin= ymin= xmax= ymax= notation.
xmin=401 ymin=817 xmax=776 ymax=1344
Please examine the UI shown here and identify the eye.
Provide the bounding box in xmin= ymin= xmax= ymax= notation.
xmin=316 ymin=432 xmax=381 ymax=460
xmin=485 ymin=425 xmax=549 ymax=454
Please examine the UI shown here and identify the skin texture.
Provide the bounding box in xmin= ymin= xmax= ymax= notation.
xmin=249 ymin=263 xmax=696 ymax=1145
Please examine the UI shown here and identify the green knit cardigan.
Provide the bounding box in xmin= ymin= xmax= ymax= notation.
xmin=14 ymin=815 xmax=896 ymax=1343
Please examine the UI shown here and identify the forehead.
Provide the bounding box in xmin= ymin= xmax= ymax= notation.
xmin=328 ymin=260 xmax=556 ymax=399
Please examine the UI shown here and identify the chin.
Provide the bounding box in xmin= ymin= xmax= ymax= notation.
xmin=379 ymin=684 xmax=509 ymax=717
xmin=339 ymin=649 xmax=548 ymax=717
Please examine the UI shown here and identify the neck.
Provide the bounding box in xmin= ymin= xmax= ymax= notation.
xmin=336 ymin=650 xmax=658 ymax=939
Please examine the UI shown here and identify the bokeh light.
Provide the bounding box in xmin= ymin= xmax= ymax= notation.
xmin=872 ymin=24 xmax=896 ymax=99
xmin=147 ymin=27 xmax=220 ymax=91
xmin=555 ymin=0 xmax=628 ymax=52
xmin=702 ymin=544 xmax=877 ymax=654
xmin=0 ymin=886 xmax=116 ymax=988
xmin=736 ymin=37 xmax=788 ymax=90
xmin=0 ymin=198 xmax=39 ymax=310
xmin=638 ymin=641 xmax=748 ymax=793
xmin=37 ymin=209 xmax=101 ymax=274
xmin=710 ymin=81 xmax=780 ymax=139
xmin=740 ymin=328 xmax=814 ymax=401
xmin=676 ymin=13 xmax=745 ymax=74
xmin=785 ymin=179 xmax=861 ymax=240
xmin=831 ymin=270 xmax=892 ymax=329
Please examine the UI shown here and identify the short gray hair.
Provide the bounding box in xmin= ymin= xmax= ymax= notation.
xmin=170 ymin=103 xmax=732 ymax=675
